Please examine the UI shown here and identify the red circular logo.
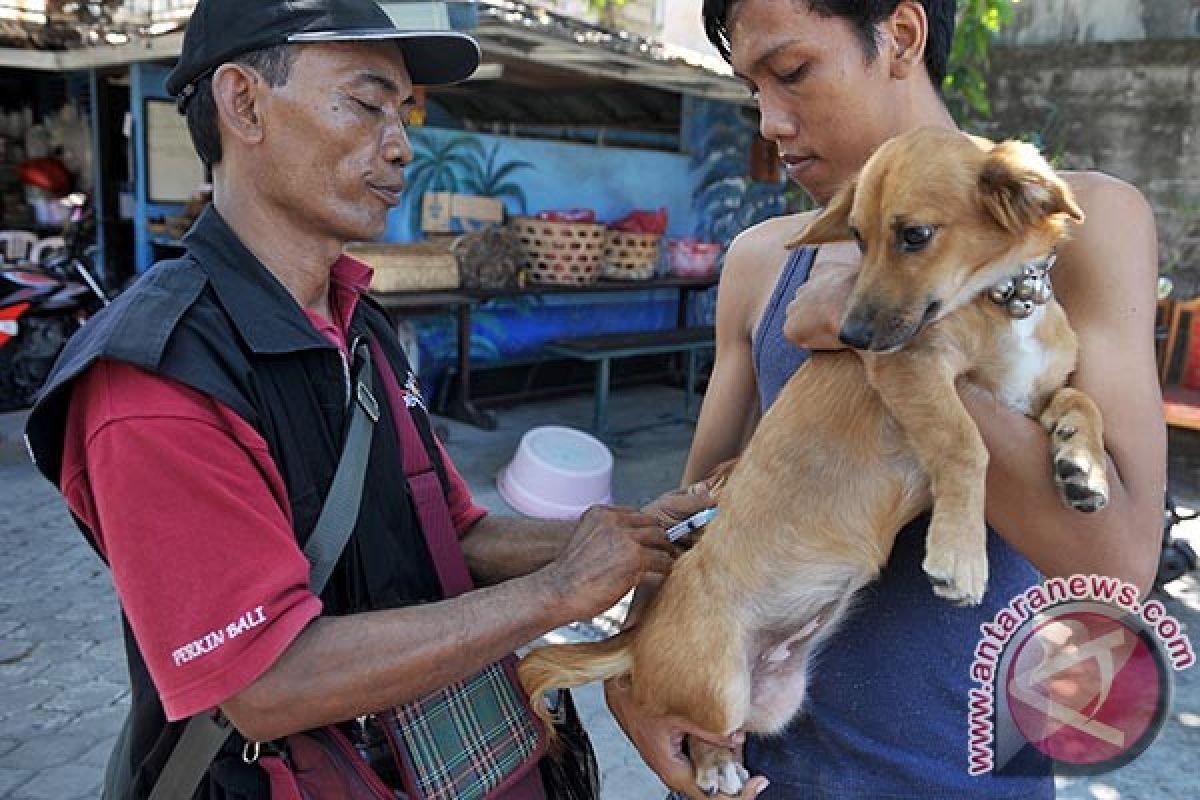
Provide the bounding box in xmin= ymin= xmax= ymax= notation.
xmin=1005 ymin=611 xmax=1166 ymax=769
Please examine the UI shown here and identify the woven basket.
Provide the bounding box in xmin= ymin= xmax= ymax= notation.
xmin=602 ymin=231 xmax=661 ymax=281
xmin=346 ymin=240 xmax=460 ymax=292
xmin=510 ymin=217 xmax=607 ymax=286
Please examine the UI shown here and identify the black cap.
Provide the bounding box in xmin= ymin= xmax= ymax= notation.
xmin=167 ymin=0 xmax=481 ymax=104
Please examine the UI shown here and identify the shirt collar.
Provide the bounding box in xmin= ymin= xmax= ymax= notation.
xmin=181 ymin=206 xmax=371 ymax=355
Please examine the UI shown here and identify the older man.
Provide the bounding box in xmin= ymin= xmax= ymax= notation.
xmin=26 ymin=1 xmax=704 ymax=797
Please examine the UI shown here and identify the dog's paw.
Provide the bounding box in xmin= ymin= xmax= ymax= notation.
xmin=1052 ymin=436 xmax=1109 ymax=513
xmin=692 ymin=741 xmax=748 ymax=797
xmin=923 ymin=532 xmax=988 ymax=607
xmin=695 ymin=760 xmax=748 ymax=797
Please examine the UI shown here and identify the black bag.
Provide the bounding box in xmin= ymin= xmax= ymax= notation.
xmin=537 ymin=690 xmax=600 ymax=800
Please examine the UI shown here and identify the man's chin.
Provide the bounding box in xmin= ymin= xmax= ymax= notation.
xmin=338 ymin=218 xmax=389 ymax=245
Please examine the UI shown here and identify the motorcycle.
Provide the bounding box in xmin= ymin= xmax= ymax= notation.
xmin=1158 ymin=493 xmax=1199 ymax=591
xmin=0 ymin=194 xmax=110 ymax=412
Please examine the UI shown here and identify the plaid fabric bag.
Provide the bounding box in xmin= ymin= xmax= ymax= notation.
xmin=372 ymin=345 xmax=547 ymax=799
xmin=385 ymin=658 xmax=545 ymax=800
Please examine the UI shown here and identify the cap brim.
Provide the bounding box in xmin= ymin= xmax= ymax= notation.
xmin=286 ymin=29 xmax=481 ymax=86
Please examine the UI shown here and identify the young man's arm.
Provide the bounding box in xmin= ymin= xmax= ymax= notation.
xmin=608 ymin=222 xmax=794 ymax=800
xmin=784 ymin=175 xmax=1165 ymax=592
xmin=959 ymin=174 xmax=1165 ymax=592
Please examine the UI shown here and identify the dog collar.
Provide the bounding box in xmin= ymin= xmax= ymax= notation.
xmin=987 ymin=250 xmax=1057 ymax=320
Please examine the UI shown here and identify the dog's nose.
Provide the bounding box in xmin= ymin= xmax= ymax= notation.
xmin=838 ymin=319 xmax=874 ymax=350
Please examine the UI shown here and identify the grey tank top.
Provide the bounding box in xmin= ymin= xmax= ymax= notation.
xmin=753 ymin=246 xmax=816 ymax=413
xmin=741 ymin=247 xmax=1052 ymax=798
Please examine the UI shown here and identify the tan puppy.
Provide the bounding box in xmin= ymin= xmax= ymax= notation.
xmin=519 ymin=128 xmax=1109 ymax=796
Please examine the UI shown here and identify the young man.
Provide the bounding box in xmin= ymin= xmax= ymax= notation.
xmin=25 ymin=1 xmax=711 ymax=797
xmin=606 ymin=1 xmax=1165 ymax=798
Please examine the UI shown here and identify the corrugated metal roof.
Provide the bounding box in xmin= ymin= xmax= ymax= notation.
xmin=0 ymin=1 xmax=747 ymax=104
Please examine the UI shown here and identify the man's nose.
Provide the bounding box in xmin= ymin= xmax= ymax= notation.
xmin=382 ymin=121 xmax=413 ymax=167
xmin=757 ymin=92 xmax=797 ymax=142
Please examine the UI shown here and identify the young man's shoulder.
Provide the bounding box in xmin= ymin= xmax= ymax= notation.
xmin=727 ymin=209 xmax=821 ymax=264
xmin=1061 ymin=170 xmax=1151 ymax=214
xmin=1059 ymin=171 xmax=1156 ymax=272
xmin=719 ymin=209 xmax=821 ymax=313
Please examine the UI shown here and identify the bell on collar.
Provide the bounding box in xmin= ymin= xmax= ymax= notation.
xmin=1008 ymin=298 xmax=1036 ymax=319
xmin=1033 ymin=277 xmax=1054 ymax=305
xmin=1015 ymin=277 xmax=1043 ymax=302
xmin=989 ymin=279 xmax=1016 ymax=304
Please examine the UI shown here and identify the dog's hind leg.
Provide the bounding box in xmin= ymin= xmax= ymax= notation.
xmin=1039 ymin=387 xmax=1109 ymax=513
xmin=867 ymin=353 xmax=990 ymax=605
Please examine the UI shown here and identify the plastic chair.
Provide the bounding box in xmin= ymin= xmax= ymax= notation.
xmin=1160 ymin=298 xmax=1200 ymax=385
xmin=1159 ymin=297 xmax=1200 ymax=431
xmin=29 ymin=236 xmax=67 ymax=266
xmin=0 ymin=230 xmax=39 ymax=264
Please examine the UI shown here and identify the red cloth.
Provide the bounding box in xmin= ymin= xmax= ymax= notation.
xmin=60 ymin=256 xmax=487 ymax=720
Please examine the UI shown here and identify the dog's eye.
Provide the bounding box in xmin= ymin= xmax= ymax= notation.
xmin=900 ymin=225 xmax=935 ymax=252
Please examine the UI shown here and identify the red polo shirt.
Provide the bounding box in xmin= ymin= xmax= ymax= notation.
xmin=60 ymin=256 xmax=486 ymax=720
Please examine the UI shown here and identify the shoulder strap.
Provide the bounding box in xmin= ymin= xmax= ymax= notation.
xmin=368 ymin=339 xmax=476 ymax=599
xmin=149 ymin=341 xmax=379 ymax=800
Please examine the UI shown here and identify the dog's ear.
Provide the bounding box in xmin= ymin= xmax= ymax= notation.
xmin=787 ymin=178 xmax=857 ymax=248
xmin=979 ymin=140 xmax=1085 ymax=234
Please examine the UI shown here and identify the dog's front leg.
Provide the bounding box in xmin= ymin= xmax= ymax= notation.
xmin=689 ymin=737 xmax=749 ymax=797
xmin=1038 ymin=387 xmax=1109 ymax=513
xmin=866 ymin=354 xmax=989 ymax=605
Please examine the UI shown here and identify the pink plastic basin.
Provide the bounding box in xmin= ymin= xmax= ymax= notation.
xmin=667 ymin=238 xmax=722 ymax=279
xmin=497 ymin=426 xmax=614 ymax=519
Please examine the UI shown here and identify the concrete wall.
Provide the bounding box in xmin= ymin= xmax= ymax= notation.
xmin=999 ymin=0 xmax=1200 ymax=44
xmin=985 ymin=39 xmax=1200 ymax=292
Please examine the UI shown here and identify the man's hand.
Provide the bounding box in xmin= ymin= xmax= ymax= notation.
xmin=605 ymin=678 xmax=769 ymax=799
xmin=783 ymin=259 xmax=858 ymax=351
xmin=546 ymin=506 xmax=677 ymax=621
xmin=642 ymin=480 xmax=715 ymax=528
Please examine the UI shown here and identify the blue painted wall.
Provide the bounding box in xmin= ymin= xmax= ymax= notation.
xmin=390 ymin=127 xmax=704 ymax=395
xmin=684 ymin=96 xmax=791 ymax=326
xmin=121 ymin=76 xmax=789 ymax=397
xmin=131 ymin=62 xmax=188 ymax=274
xmin=386 ymin=128 xmax=697 ymax=243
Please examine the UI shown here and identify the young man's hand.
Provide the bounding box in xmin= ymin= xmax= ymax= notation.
xmin=605 ymin=678 xmax=769 ymax=798
xmin=641 ymin=480 xmax=715 ymax=527
xmin=783 ymin=259 xmax=859 ymax=351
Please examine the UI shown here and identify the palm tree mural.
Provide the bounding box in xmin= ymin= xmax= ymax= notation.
xmin=399 ymin=132 xmax=538 ymax=392
xmin=689 ymin=100 xmax=790 ymax=248
xmin=403 ymin=132 xmax=533 ymax=236
xmin=687 ymin=98 xmax=791 ymax=324
xmin=461 ymin=143 xmax=533 ymax=213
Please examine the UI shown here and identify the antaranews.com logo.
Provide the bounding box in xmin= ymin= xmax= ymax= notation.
xmin=968 ymin=574 xmax=1194 ymax=776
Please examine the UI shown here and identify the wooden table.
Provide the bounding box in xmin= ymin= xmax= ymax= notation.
xmin=372 ymin=275 xmax=719 ymax=430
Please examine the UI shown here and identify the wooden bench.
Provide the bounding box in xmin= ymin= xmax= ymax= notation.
xmin=545 ymin=326 xmax=715 ymax=434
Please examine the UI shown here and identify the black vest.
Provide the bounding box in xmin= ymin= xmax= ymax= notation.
xmin=26 ymin=207 xmax=453 ymax=799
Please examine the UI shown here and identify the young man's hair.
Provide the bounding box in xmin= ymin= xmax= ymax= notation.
xmin=184 ymin=44 xmax=297 ymax=169
xmin=702 ymin=0 xmax=956 ymax=90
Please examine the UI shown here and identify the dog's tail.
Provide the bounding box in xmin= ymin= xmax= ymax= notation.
xmin=519 ymin=632 xmax=635 ymax=744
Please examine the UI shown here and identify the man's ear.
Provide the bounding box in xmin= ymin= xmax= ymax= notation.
xmin=787 ymin=179 xmax=857 ymax=248
xmin=211 ymin=63 xmax=266 ymax=149
xmin=883 ymin=0 xmax=928 ymax=80
xmin=979 ymin=140 xmax=1085 ymax=234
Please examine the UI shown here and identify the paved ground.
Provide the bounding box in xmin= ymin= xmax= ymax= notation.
xmin=1 ymin=387 xmax=1198 ymax=799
